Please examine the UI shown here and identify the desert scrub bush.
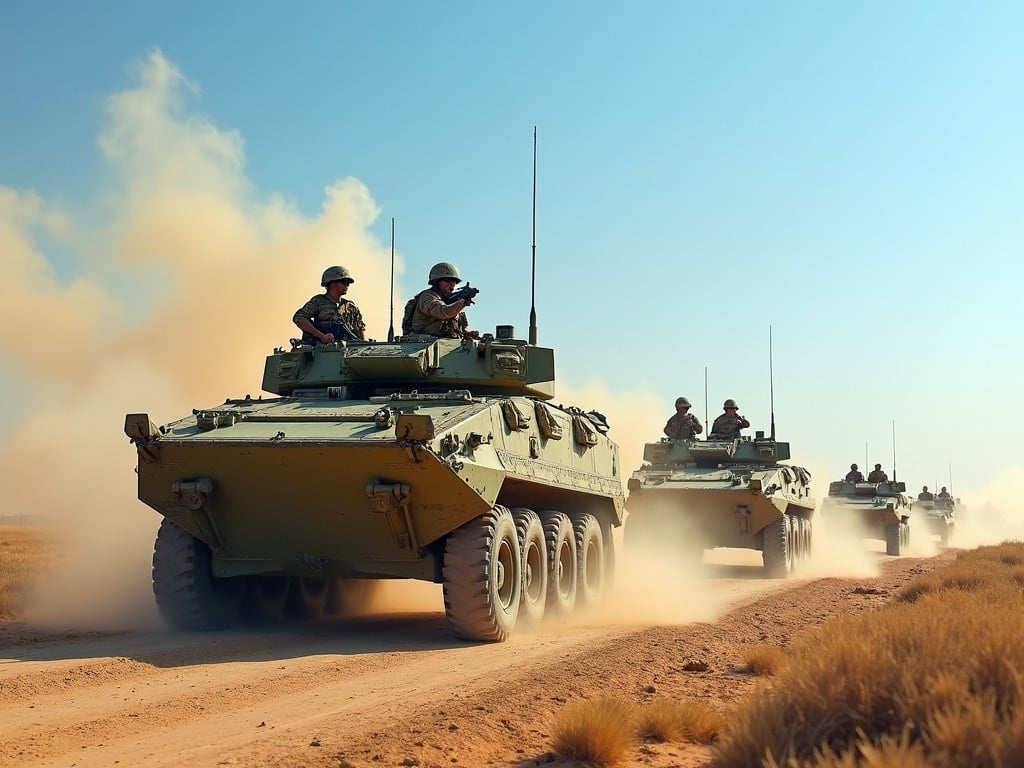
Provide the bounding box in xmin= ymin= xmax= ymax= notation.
xmin=636 ymin=698 xmax=726 ymax=744
xmin=710 ymin=542 xmax=1024 ymax=767
xmin=0 ymin=525 xmax=64 ymax=619
xmin=552 ymin=698 xmax=637 ymax=766
xmin=742 ymin=642 xmax=786 ymax=676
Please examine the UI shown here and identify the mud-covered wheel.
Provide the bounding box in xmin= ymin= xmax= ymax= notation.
xmin=242 ymin=575 xmax=290 ymax=623
xmin=762 ymin=516 xmax=792 ymax=578
xmin=443 ymin=506 xmax=522 ymax=642
xmin=512 ymin=509 xmax=548 ymax=627
xmin=284 ymin=576 xmax=330 ymax=619
xmin=573 ymin=513 xmax=605 ymax=610
xmin=152 ymin=518 xmax=244 ymax=630
xmin=901 ymin=521 xmax=911 ymax=550
xmin=541 ymin=511 xmax=576 ymax=617
xmin=885 ymin=522 xmax=903 ymax=556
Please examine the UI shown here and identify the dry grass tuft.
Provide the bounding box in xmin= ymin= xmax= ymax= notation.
xmin=742 ymin=642 xmax=786 ymax=676
xmin=552 ymin=698 xmax=637 ymax=766
xmin=711 ymin=542 xmax=1024 ymax=767
xmin=0 ymin=525 xmax=64 ymax=620
xmin=636 ymin=698 xmax=726 ymax=744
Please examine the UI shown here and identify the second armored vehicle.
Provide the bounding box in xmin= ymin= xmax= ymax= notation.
xmin=914 ymin=496 xmax=956 ymax=546
xmin=626 ymin=432 xmax=816 ymax=577
xmin=821 ymin=478 xmax=912 ymax=555
xmin=125 ymin=326 xmax=623 ymax=642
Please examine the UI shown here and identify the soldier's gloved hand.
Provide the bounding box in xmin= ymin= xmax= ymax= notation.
xmin=321 ymin=332 xmax=336 ymax=343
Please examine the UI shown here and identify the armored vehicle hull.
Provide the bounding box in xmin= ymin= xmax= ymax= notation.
xmin=626 ymin=436 xmax=816 ymax=577
xmin=821 ymin=480 xmax=911 ymax=555
xmin=126 ymin=334 xmax=623 ymax=641
xmin=915 ymin=498 xmax=956 ymax=546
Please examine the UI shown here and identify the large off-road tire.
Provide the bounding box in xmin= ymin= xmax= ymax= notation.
xmin=152 ymin=518 xmax=244 ymax=630
xmin=512 ymin=508 xmax=548 ymax=627
xmin=241 ymin=575 xmax=290 ymax=623
xmin=761 ymin=516 xmax=792 ymax=578
xmin=284 ymin=576 xmax=330 ymax=619
xmin=573 ymin=513 xmax=605 ymax=610
xmin=901 ymin=521 xmax=911 ymax=550
xmin=541 ymin=511 xmax=577 ymax=617
xmin=885 ymin=522 xmax=903 ymax=556
xmin=443 ymin=506 xmax=522 ymax=642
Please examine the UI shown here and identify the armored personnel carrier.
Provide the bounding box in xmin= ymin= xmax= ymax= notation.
xmin=124 ymin=326 xmax=623 ymax=642
xmin=626 ymin=432 xmax=816 ymax=577
xmin=914 ymin=496 xmax=956 ymax=546
xmin=821 ymin=479 xmax=912 ymax=555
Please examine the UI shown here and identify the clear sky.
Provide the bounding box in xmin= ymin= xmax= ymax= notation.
xmin=1 ymin=1 xmax=1022 ymax=520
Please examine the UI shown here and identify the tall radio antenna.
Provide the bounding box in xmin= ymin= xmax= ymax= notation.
xmin=529 ymin=126 xmax=538 ymax=346
xmin=387 ymin=217 xmax=395 ymax=342
xmin=892 ymin=420 xmax=898 ymax=482
xmin=769 ymin=325 xmax=776 ymax=440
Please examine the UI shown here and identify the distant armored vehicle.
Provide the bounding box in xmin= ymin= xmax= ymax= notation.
xmin=626 ymin=432 xmax=816 ymax=577
xmin=125 ymin=327 xmax=623 ymax=642
xmin=915 ymin=496 xmax=956 ymax=546
xmin=822 ymin=479 xmax=912 ymax=555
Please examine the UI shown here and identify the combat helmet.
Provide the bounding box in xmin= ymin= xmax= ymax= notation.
xmin=723 ymin=398 xmax=738 ymax=409
xmin=675 ymin=396 xmax=692 ymax=407
xmin=428 ymin=262 xmax=462 ymax=284
xmin=321 ymin=266 xmax=355 ymax=286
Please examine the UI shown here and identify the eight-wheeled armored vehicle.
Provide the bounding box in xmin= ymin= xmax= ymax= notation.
xmin=914 ymin=496 xmax=956 ymax=546
xmin=821 ymin=479 xmax=912 ymax=555
xmin=125 ymin=327 xmax=623 ymax=641
xmin=626 ymin=432 xmax=816 ymax=577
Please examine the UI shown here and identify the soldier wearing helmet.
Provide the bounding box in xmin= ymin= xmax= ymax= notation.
xmin=293 ymin=266 xmax=367 ymax=344
xmin=845 ymin=463 xmax=865 ymax=482
xmin=867 ymin=463 xmax=888 ymax=482
xmin=918 ymin=486 xmax=935 ymax=501
xmin=709 ymin=398 xmax=750 ymax=440
xmin=407 ymin=262 xmax=479 ymax=339
xmin=664 ymin=396 xmax=703 ymax=441
xmin=937 ymin=486 xmax=951 ymax=500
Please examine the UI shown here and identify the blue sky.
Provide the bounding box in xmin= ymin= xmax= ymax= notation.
xmin=1 ymin=1 xmax=1022 ymax=509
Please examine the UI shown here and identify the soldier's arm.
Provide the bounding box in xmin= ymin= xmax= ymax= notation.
xmin=690 ymin=415 xmax=703 ymax=434
xmin=293 ymin=299 xmax=333 ymax=343
xmin=418 ymin=292 xmax=468 ymax=320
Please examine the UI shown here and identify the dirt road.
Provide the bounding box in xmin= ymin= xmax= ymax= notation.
xmin=0 ymin=550 xmax=956 ymax=768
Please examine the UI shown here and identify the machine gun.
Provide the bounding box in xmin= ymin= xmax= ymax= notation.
xmin=450 ymin=282 xmax=479 ymax=305
xmin=301 ymin=320 xmax=359 ymax=346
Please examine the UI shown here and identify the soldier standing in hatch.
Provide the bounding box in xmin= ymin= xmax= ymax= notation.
xmin=937 ymin=486 xmax=952 ymax=500
xmin=293 ymin=266 xmax=367 ymax=343
xmin=867 ymin=463 xmax=888 ymax=482
xmin=664 ymin=397 xmax=703 ymax=441
xmin=919 ymin=486 xmax=935 ymax=501
xmin=846 ymin=463 xmax=865 ymax=482
xmin=709 ymin=399 xmax=750 ymax=440
xmin=409 ymin=262 xmax=479 ymax=339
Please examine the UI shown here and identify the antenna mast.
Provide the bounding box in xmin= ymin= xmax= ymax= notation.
xmin=387 ymin=217 xmax=395 ymax=342
xmin=892 ymin=419 xmax=897 ymax=482
xmin=704 ymin=366 xmax=708 ymax=433
xmin=769 ymin=325 xmax=776 ymax=440
xmin=529 ymin=126 xmax=538 ymax=346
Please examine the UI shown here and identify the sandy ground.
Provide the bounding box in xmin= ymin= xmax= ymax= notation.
xmin=0 ymin=548 xmax=957 ymax=768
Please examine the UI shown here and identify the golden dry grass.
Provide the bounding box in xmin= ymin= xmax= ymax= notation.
xmin=635 ymin=698 xmax=727 ymax=744
xmin=0 ymin=525 xmax=64 ymax=620
xmin=552 ymin=698 xmax=637 ymax=766
xmin=741 ymin=642 xmax=786 ymax=676
xmin=711 ymin=542 xmax=1024 ymax=768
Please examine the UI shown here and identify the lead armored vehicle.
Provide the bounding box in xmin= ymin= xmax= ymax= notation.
xmin=125 ymin=326 xmax=623 ymax=641
xmin=821 ymin=478 xmax=912 ymax=555
xmin=626 ymin=432 xmax=816 ymax=577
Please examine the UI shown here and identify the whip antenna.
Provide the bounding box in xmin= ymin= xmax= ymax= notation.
xmin=529 ymin=126 xmax=538 ymax=346
xmin=892 ymin=420 xmax=897 ymax=482
xmin=704 ymin=366 xmax=708 ymax=433
xmin=769 ymin=325 xmax=776 ymax=440
xmin=387 ymin=217 xmax=395 ymax=342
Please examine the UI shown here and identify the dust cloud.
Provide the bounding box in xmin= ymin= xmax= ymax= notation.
xmin=0 ymin=50 xmax=402 ymax=630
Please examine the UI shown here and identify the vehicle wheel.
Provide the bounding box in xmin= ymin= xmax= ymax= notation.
xmin=541 ymin=511 xmax=577 ymax=617
xmin=152 ymin=518 xmax=243 ymax=630
xmin=885 ymin=523 xmax=903 ymax=556
xmin=573 ymin=513 xmax=605 ymax=610
xmin=901 ymin=521 xmax=911 ymax=549
xmin=242 ymin=575 xmax=290 ymax=623
xmin=284 ymin=576 xmax=330 ymax=619
xmin=761 ymin=516 xmax=792 ymax=578
xmin=512 ymin=509 xmax=548 ymax=627
xmin=443 ymin=506 xmax=521 ymax=642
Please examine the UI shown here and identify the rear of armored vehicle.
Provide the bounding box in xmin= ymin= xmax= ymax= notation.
xmin=626 ymin=435 xmax=816 ymax=577
xmin=822 ymin=480 xmax=912 ymax=555
xmin=127 ymin=334 xmax=623 ymax=641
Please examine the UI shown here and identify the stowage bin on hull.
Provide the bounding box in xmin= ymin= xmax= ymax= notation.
xmin=125 ymin=329 xmax=623 ymax=641
xmin=626 ymin=435 xmax=816 ymax=577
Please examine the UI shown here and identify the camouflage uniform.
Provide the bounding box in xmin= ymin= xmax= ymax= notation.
xmin=937 ymin=488 xmax=951 ymax=500
xmin=918 ymin=489 xmax=934 ymax=501
xmin=664 ymin=412 xmax=703 ymax=441
xmin=867 ymin=467 xmax=888 ymax=482
xmin=293 ymin=293 xmax=366 ymax=336
xmin=845 ymin=469 xmax=865 ymax=482
xmin=710 ymin=412 xmax=749 ymax=440
xmin=410 ymin=288 xmax=468 ymax=338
